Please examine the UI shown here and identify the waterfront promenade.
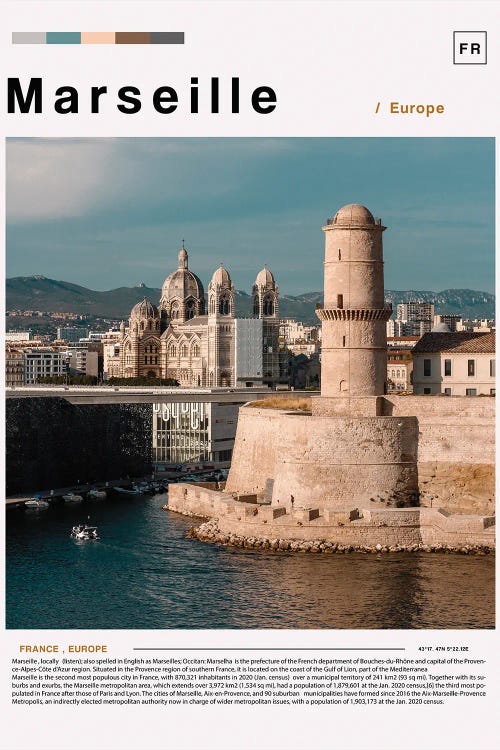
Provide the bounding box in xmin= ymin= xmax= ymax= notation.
xmin=5 ymin=385 xmax=296 ymax=405
xmin=6 ymin=478 xmax=144 ymax=508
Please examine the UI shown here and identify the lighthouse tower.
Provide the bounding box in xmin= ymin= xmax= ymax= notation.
xmin=315 ymin=204 xmax=392 ymax=413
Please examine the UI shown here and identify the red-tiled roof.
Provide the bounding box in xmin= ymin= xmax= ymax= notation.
xmin=412 ymin=331 xmax=495 ymax=354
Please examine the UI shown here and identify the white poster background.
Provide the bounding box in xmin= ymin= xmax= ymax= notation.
xmin=1 ymin=2 xmax=499 ymax=749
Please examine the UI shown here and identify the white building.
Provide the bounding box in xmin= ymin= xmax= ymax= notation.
xmin=5 ymin=331 xmax=31 ymax=341
xmin=24 ymin=350 xmax=66 ymax=384
xmin=152 ymin=399 xmax=239 ymax=466
xmin=412 ymin=331 xmax=495 ymax=396
xmin=67 ymin=345 xmax=99 ymax=377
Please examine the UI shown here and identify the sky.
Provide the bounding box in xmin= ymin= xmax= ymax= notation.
xmin=6 ymin=137 xmax=495 ymax=295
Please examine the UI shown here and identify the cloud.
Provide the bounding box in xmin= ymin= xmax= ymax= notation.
xmin=6 ymin=139 xmax=122 ymax=221
xmin=6 ymin=137 xmax=297 ymax=224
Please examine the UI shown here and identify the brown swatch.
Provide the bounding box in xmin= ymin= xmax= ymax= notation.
xmin=115 ymin=32 xmax=151 ymax=44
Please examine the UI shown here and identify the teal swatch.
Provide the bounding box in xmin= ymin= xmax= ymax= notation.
xmin=46 ymin=32 xmax=81 ymax=44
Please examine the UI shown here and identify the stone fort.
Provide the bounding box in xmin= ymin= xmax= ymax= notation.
xmin=168 ymin=204 xmax=495 ymax=551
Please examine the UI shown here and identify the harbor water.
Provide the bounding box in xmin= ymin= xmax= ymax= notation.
xmin=6 ymin=493 xmax=495 ymax=629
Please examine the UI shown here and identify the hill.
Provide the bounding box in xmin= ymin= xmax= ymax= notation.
xmin=6 ymin=276 xmax=495 ymax=324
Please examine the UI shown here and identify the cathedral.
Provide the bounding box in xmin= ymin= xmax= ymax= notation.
xmin=108 ymin=245 xmax=280 ymax=387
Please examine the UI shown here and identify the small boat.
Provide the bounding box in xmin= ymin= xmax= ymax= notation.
xmin=136 ymin=482 xmax=154 ymax=494
xmin=25 ymin=498 xmax=49 ymax=510
xmin=71 ymin=524 xmax=99 ymax=540
xmin=63 ymin=493 xmax=83 ymax=504
xmin=88 ymin=488 xmax=106 ymax=500
xmin=114 ymin=486 xmax=143 ymax=495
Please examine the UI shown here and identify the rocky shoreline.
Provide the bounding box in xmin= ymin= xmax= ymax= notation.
xmin=186 ymin=518 xmax=494 ymax=556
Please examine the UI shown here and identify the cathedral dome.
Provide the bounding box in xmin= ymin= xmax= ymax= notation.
xmin=432 ymin=322 xmax=451 ymax=333
xmin=161 ymin=245 xmax=205 ymax=303
xmin=210 ymin=264 xmax=232 ymax=288
xmin=131 ymin=297 xmax=159 ymax=319
xmin=255 ymin=267 xmax=276 ymax=288
xmin=332 ymin=204 xmax=375 ymax=226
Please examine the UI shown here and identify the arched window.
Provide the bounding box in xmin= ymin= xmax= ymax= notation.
xmin=140 ymin=321 xmax=144 ymax=331
xmin=209 ymin=298 xmax=215 ymax=315
xmin=192 ymin=344 xmax=200 ymax=357
xmin=169 ymin=344 xmax=177 ymax=357
xmin=186 ymin=299 xmax=195 ymax=320
xmin=181 ymin=345 xmax=188 ymax=358
xmin=219 ymin=294 xmax=230 ymax=315
xmin=253 ymin=296 xmax=259 ymax=316
xmin=263 ymin=295 xmax=274 ymax=316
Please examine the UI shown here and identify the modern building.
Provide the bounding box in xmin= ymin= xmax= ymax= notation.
xmin=56 ymin=326 xmax=90 ymax=342
xmin=412 ymin=331 xmax=495 ymax=395
xmin=108 ymin=245 xmax=280 ymax=387
xmin=152 ymin=399 xmax=239 ymax=465
xmin=67 ymin=342 xmax=100 ymax=378
xmin=433 ymin=314 xmax=461 ymax=332
xmin=394 ymin=301 xmax=435 ymax=336
xmin=24 ymin=349 xmax=66 ymax=384
xmin=233 ymin=318 xmax=264 ymax=386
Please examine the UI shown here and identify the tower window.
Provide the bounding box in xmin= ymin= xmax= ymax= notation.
xmin=337 ymin=294 xmax=343 ymax=309
xmin=263 ymin=295 xmax=274 ymax=316
xmin=219 ymin=295 xmax=230 ymax=315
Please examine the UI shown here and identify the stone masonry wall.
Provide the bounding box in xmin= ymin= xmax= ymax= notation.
xmin=168 ymin=484 xmax=495 ymax=549
xmin=225 ymin=397 xmax=495 ymax=515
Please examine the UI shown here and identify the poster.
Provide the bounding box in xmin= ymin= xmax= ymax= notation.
xmin=1 ymin=2 xmax=498 ymax=749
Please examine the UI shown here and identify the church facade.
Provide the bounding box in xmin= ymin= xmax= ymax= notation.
xmin=107 ymin=245 xmax=280 ymax=387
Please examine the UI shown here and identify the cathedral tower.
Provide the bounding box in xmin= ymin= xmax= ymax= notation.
xmin=253 ymin=267 xmax=280 ymax=385
xmin=316 ymin=204 xmax=392 ymax=408
xmin=208 ymin=264 xmax=235 ymax=387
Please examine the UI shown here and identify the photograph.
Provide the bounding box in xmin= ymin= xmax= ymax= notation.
xmin=5 ymin=137 xmax=495 ymax=630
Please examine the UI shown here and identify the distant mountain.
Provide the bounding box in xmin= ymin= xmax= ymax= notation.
xmin=5 ymin=276 xmax=495 ymax=323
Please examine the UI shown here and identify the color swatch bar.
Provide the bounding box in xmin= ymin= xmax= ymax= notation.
xmin=12 ymin=32 xmax=184 ymax=44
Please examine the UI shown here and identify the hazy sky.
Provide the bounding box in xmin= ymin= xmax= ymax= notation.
xmin=6 ymin=137 xmax=495 ymax=294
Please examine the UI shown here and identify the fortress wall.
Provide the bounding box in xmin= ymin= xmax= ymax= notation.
xmin=224 ymin=408 xmax=283 ymax=495
xmin=271 ymin=415 xmax=418 ymax=509
xmin=382 ymin=395 xmax=495 ymax=515
xmin=225 ymin=398 xmax=495 ymax=515
xmin=381 ymin=395 xmax=495 ymax=463
xmin=226 ymin=407 xmax=418 ymax=508
xmin=169 ymin=485 xmax=495 ymax=549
